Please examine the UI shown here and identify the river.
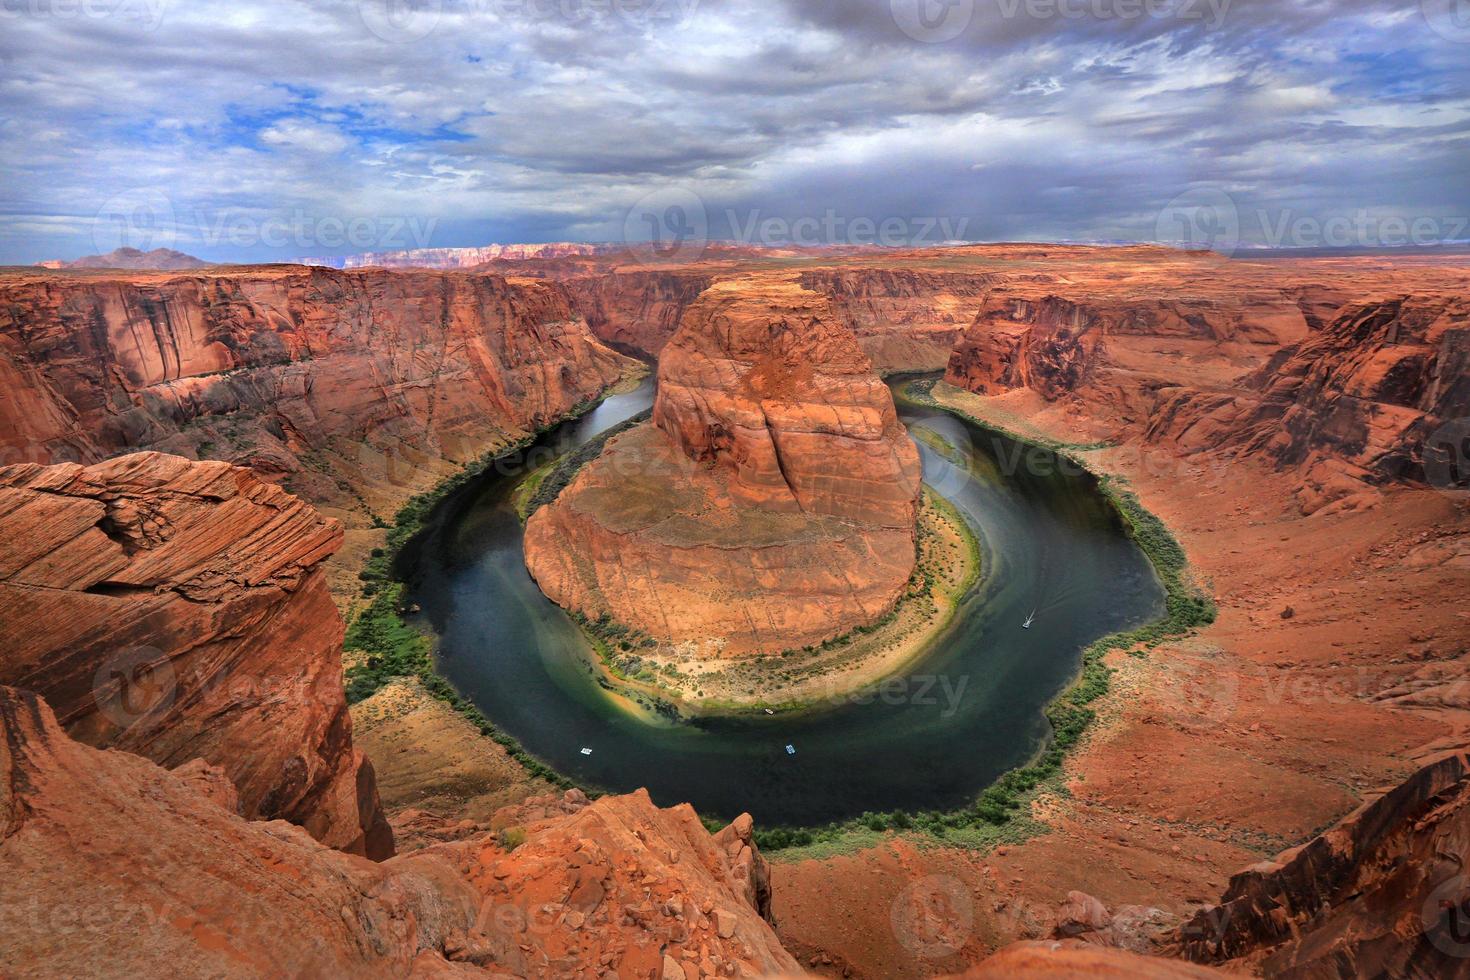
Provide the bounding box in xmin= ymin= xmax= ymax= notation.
xmin=398 ymin=375 xmax=1164 ymax=826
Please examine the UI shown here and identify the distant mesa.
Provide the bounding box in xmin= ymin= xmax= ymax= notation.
xmin=37 ymin=247 xmax=210 ymax=270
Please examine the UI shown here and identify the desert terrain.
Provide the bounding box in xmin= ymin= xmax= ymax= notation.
xmin=2 ymin=243 xmax=1468 ymax=977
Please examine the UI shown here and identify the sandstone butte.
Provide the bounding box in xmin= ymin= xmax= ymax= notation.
xmin=524 ymin=274 xmax=923 ymax=657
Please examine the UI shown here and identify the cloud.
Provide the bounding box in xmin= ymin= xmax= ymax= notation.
xmin=0 ymin=0 xmax=1466 ymax=262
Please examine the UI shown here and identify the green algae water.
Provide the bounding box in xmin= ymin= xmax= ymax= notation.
xmin=397 ymin=376 xmax=1164 ymax=826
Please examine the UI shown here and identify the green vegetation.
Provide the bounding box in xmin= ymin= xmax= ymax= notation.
xmin=341 ymin=389 xmax=645 ymax=794
xmin=343 ymin=369 xmax=1214 ymax=856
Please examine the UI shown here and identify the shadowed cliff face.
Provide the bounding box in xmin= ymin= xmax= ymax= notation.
xmin=0 ymin=685 xmax=800 ymax=978
xmin=0 ymin=452 xmax=391 ymax=858
xmin=525 ymin=274 xmax=922 ymax=656
xmin=561 ymin=269 xmax=717 ymax=358
xmin=943 ymin=283 xmax=1336 ymax=412
xmin=1146 ymin=296 xmax=1470 ymax=511
xmin=0 ymin=267 xmax=637 ymax=521
xmin=1176 ymin=748 xmax=1470 ymax=977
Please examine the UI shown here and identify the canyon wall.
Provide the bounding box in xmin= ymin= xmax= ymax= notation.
xmin=799 ymin=268 xmax=994 ymax=372
xmin=1177 ymin=747 xmax=1470 ymax=976
xmin=0 ymin=452 xmax=391 ymax=857
xmin=0 ymin=266 xmax=637 ymax=523
xmin=1147 ymin=296 xmax=1470 ymax=510
xmin=561 ymin=269 xmax=716 ymax=357
xmin=525 ymin=274 xmax=922 ymax=656
xmin=943 ymin=282 xmax=1338 ymax=421
xmin=0 ymin=685 xmax=800 ymax=978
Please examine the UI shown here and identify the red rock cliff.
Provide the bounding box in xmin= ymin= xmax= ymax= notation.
xmin=1147 ymin=296 xmax=1470 ymax=511
xmin=0 ymin=452 xmax=391 ymax=857
xmin=800 ymin=268 xmax=994 ymax=373
xmin=0 ymin=266 xmax=637 ymax=520
xmin=0 ymin=685 xmax=800 ymax=977
xmin=1177 ymin=747 xmax=1470 ymax=976
xmin=943 ymin=282 xmax=1334 ymax=415
xmin=561 ymin=268 xmax=716 ymax=357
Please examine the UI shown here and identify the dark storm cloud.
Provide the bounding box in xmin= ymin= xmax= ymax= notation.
xmin=0 ymin=0 xmax=1465 ymax=262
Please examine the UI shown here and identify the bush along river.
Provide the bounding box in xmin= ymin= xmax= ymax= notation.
xmin=376 ymin=373 xmax=1208 ymax=840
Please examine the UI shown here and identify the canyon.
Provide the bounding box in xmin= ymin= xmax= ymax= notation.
xmin=0 ymin=264 xmax=641 ymax=599
xmin=1 ymin=244 xmax=1469 ymax=978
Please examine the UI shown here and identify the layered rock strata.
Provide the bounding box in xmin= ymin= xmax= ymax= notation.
xmin=1147 ymin=296 xmax=1470 ymax=510
xmin=0 ymin=452 xmax=391 ymax=857
xmin=525 ymin=275 xmax=922 ymax=656
xmin=0 ymin=266 xmax=637 ymax=522
xmin=800 ymin=268 xmax=994 ymax=372
xmin=1178 ymin=748 xmax=1470 ymax=976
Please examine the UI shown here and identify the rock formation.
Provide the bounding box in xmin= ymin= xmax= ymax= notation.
xmin=0 ymin=452 xmax=391 ymax=857
xmin=0 ymin=266 xmax=637 ymax=523
xmin=0 ymin=685 xmax=800 ymax=978
xmin=1177 ymin=748 xmax=1470 ymax=976
xmin=944 ymin=281 xmax=1335 ymax=415
xmin=1147 ymin=296 xmax=1470 ymax=511
xmin=525 ymin=274 xmax=922 ymax=656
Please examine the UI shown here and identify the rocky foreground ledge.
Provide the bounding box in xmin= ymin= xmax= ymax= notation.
xmin=0 ymin=451 xmax=391 ymax=857
xmin=0 ymin=685 xmax=799 ymax=978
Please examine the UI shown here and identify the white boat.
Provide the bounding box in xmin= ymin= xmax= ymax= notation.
xmin=785 ymin=744 xmax=796 ymax=755
xmin=1022 ymin=609 xmax=1036 ymax=629
xmin=580 ymin=747 xmax=593 ymax=756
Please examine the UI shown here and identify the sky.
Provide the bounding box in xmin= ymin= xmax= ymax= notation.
xmin=1 ymin=0 xmax=1467 ymax=263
